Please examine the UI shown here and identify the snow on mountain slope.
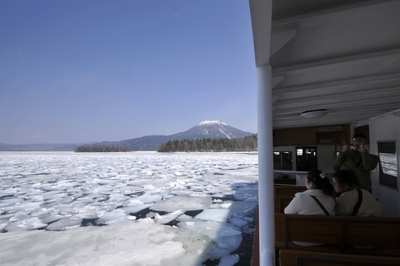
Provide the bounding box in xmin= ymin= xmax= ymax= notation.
xmin=118 ymin=120 xmax=255 ymax=150
xmin=172 ymin=120 xmax=252 ymax=140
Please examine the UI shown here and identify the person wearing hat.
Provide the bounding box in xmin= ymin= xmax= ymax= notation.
xmin=334 ymin=133 xmax=380 ymax=191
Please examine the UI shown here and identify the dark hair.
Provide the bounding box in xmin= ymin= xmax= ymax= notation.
xmin=306 ymin=168 xmax=334 ymax=196
xmin=332 ymin=169 xmax=358 ymax=186
xmin=352 ymin=133 xmax=367 ymax=140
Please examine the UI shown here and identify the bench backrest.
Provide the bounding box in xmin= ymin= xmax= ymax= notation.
xmin=281 ymin=214 xmax=400 ymax=256
xmin=274 ymin=186 xmax=306 ymax=196
xmin=279 ymin=249 xmax=400 ymax=266
xmin=275 ymin=212 xmax=285 ymax=248
xmin=274 ymin=178 xmax=296 ymax=185
xmin=275 ymin=195 xmax=294 ymax=213
xmin=257 ymin=214 xmax=400 ymax=265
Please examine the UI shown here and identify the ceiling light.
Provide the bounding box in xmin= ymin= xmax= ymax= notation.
xmin=301 ymin=109 xmax=328 ymax=119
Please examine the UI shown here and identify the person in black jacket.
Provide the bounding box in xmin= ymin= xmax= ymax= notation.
xmin=334 ymin=133 xmax=379 ymax=191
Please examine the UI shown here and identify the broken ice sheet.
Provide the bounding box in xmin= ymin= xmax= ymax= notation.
xmin=150 ymin=194 xmax=212 ymax=212
xmin=0 ymin=151 xmax=258 ymax=265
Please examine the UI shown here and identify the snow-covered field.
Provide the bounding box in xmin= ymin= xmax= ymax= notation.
xmin=0 ymin=151 xmax=259 ymax=266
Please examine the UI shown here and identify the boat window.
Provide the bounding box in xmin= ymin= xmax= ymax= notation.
xmin=378 ymin=141 xmax=398 ymax=190
xmin=273 ymin=151 xmax=293 ymax=170
xmin=296 ymin=146 xmax=317 ymax=171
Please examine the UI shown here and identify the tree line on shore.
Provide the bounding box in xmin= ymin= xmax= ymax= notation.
xmin=75 ymin=145 xmax=133 ymax=152
xmin=156 ymin=135 xmax=258 ymax=152
xmin=75 ymin=135 xmax=258 ymax=153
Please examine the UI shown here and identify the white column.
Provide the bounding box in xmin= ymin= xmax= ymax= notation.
xmin=257 ymin=64 xmax=275 ymax=266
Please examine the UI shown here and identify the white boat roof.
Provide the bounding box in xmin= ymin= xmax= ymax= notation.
xmin=249 ymin=0 xmax=400 ymax=129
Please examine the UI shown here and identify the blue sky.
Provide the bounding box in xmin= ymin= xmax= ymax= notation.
xmin=0 ymin=1 xmax=257 ymax=144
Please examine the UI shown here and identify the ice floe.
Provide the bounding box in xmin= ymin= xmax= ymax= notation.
xmin=0 ymin=151 xmax=258 ymax=265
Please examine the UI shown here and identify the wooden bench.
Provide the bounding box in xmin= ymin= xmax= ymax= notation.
xmin=251 ymin=211 xmax=287 ymax=266
xmin=280 ymin=214 xmax=400 ymax=257
xmin=274 ymin=178 xmax=296 ymax=185
xmin=274 ymin=185 xmax=306 ymax=196
xmin=252 ymin=213 xmax=286 ymax=248
xmin=274 ymin=195 xmax=294 ymax=213
xmin=273 ymin=184 xmax=306 ymax=213
xmin=252 ymin=213 xmax=400 ymax=265
xmin=279 ymin=249 xmax=400 ymax=266
xmin=251 ymin=192 xmax=297 ymax=265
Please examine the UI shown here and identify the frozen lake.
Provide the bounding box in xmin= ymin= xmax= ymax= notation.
xmin=0 ymin=151 xmax=259 ymax=266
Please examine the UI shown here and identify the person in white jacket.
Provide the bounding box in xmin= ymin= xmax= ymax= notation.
xmin=284 ymin=168 xmax=336 ymax=246
xmin=284 ymin=168 xmax=335 ymax=216
xmin=332 ymin=169 xmax=383 ymax=217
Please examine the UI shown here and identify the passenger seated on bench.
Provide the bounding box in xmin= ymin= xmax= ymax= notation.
xmin=284 ymin=168 xmax=335 ymax=246
xmin=284 ymin=168 xmax=335 ymax=216
xmin=332 ymin=169 xmax=383 ymax=217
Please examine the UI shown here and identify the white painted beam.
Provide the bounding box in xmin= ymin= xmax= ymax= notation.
xmin=270 ymin=29 xmax=296 ymax=56
xmin=272 ymin=73 xmax=400 ymax=94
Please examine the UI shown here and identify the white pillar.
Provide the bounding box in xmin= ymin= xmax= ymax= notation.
xmin=257 ymin=64 xmax=275 ymax=266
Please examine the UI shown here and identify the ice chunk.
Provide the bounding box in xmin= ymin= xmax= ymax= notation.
xmin=57 ymin=196 xmax=75 ymax=204
xmin=17 ymin=217 xmax=47 ymax=230
xmin=153 ymin=210 xmax=184 ymax=224
xmin=0 ymin=221 xmax=7 ymax=231
xmin=45 ymin=217 xmax=83 ymax=231
xmin=228 ymin=201 xmax=257 ymax=217
xmin=211 ymin=193 xmax=226 ymax=198
xmin=122 ymin=204 xmax=153 ymax=214
xmin=144 ymin=184 xmax=156 ymax=190
xmin=178 ymin=220 xmax=242 ymax=260
xmin=97 ymin=179 xmax=117 ymax=185
xmin=175 ymin=214 xmax=194 ymax=222
xmin=218 ymin=254 xmax=240 ymax=266
xmin=0 ymin=198 xmax=24 ymax=207
xmin=3 ymin=202 xmax=42 ymax=214
xmin=0 ymin=151 xmax=259 ymax=265
xmin=232 ymin=184 xmax=258 ymax=201
xmin=56 ymin=206 xmax=74 ymax=214
xmin=0 ymin=192 xmax=16 ymax=199
xmin=70 ymin=200 xmax=89 ymax=208
xmin=150 ymin=194 xmax=212 ymax=212
xmin=1 ymin=218 xmax=214 ymax=266
xmin=37 ymin=213 xmax=63 ymax=224
xmin=136 ymin=194 xmax=162 ymax=204
xmin=98 ymin=209 xmax=128 ymax=225
xmin=178 ymin=220 xmax=241 ymax=240
xmin=42 ymin=191 xmax=68 ymax=201
xmin=74 ymin=206 xmax=99 ymax=219
xmin=195 ymin=209 xmax=230 ymax=223
xmin=108 ymin=193 xmax=129 ymax=202
xmin=221 ymin=202 xmax=233 ymax=209
xmin=3 ymin=213 xmax=47 ymax=232
xmin=85 ymin=193 xmax=109 ymax=202
xmin=228 ymin=217 xmax=247 ymax=227
xmin=9 ymin=211 xmax=30 ymax=222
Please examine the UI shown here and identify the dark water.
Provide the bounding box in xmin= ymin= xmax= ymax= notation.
xmin=131 ymin=198 xmax=257 ymax=266
xmin=131 ymin=206 xmax=256 ymax=266
xmin=202 ymin=214 xmax=256 ymax=266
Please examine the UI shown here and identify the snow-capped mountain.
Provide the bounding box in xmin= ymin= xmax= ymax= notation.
xmin=116 ymin=120 xmax=255 ymax=151
xmin=170 ymin=120 xmax=252 ymax=140
xmin=0 ymin=121 xmax=255 ymax=151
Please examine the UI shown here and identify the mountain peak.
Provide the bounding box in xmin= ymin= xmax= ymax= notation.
xmin=172 ymin=120 xmax=253 ymax=141
xmin=116 ymin=122 xmax=254 ymax=150
xmin=2 ymin=121 xmax=255 ymax=151
xmin=198 ymin=120 xmax=227 ymax=126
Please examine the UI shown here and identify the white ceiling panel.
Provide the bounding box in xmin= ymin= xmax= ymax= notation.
xmin=250 ymin=0 xmax=400 ymax=129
